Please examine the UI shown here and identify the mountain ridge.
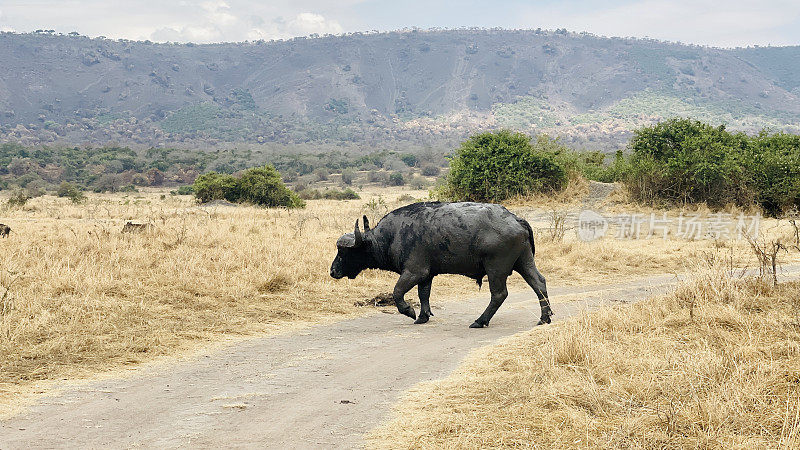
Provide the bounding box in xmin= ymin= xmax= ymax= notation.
xmin=1 ymin=29 xmax=799 ymax=150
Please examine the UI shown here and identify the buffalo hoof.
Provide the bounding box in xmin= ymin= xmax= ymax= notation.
xmin=414 ymin=314 xmax=430 ymax=324
xmin=537 ymin=316 xmax=552 ymax=325
xmin=469 ymin=321 xmax=487 ymax=328
xmin=398 ymin=306 xmax=417 ymax=320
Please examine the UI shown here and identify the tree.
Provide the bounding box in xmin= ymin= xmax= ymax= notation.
xmin=625 ymin=118 xmax=750 ymax=206
xmin=439 ymin=130 xmax=567 ymax=202
xmin=56 ymin=181 xmax=86 ymax=203
xmin=388 ymin=172 xmax=405 ymax=186
xmin=237 ymin=165 xmax=305 ymax=208
xmin=192 ymin=165 xmax=304 ymax=208
xmin=192 ymin=172 xmax=240 ymax=203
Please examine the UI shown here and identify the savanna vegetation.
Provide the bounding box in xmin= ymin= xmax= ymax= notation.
xmin=2 ymin=183 xmax=798 ymax=415
xmin=622 ymin=118 xmax=800 ymax=215
xmin=436 ymin=121 xmax=800 ymax=218
xmin=3 ymin=117 xmax=800 ymax=431
xmin=368 ymin=259 xmax=800 ymax=448
xmin=0 ymin=142 xmax=446 ymax=198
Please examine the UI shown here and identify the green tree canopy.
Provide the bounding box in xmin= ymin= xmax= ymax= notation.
xmin=193 ymin=165 xmax=304 ymax=208
xmin=439 ymin=130 xmax=567 ymax=202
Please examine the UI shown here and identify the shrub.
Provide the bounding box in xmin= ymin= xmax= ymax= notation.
xmin=409 ymin=175 xmax=429 ymax=190
xmin=296 ymin=187 xmax=359 ymax=200
xmin=25 ymin=179 xmax=47 ymax=198
xmin=176 ymin=185 xmax=194 ymax=195
xmin=56 ymin=182 xmax=87 ymax=203
xmin=625 ymin=118 xmax=751 ymax=206
xmin=324 ymin=188 xmax=360 ymax=200
xmin=745 ymin=131 xmax=800 ymax=215
xmin=193 ymin=172 xmax=240 ymax=203
xmin=400 ymin=153 xmax=419 ymax=167
xmin=6 ymin=190 xmax=28 ymax=207
xmin=341 ymin=169 xmax=355 ymax=185
xmin=192 ymin=165 xmax=304 ymax=208
xmin=236 ymin=165 xmax=305 ymax=208
xmin=296 ymin=188 xmax=322 ymax=200
xmin=421 ymin=165 xmax=441 ymax=176
xmin=388 ymin=172 xmax=405 ymax=186
xmin=439 ymin=130 xmax=567 ymax=202
xmin=618 ymin=118 xmax=800 ymax=215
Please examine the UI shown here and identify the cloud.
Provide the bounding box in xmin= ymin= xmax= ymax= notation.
xmin=200 ymin=1 xmax=237 ymax=27
xmin=244 ymin=13 xmax=342 ymax=41
xmin=285 ymin=12 xmax=342 ymax=36
xmin=147 ymin=2 xmax=342 ymax=42
xmin=518 ymin=0 xmax=800 ymax=47
xmin=0 ymin=0 xmax=797 ymax=46
xmin=151 ymin=25 xmax=222 ymax=42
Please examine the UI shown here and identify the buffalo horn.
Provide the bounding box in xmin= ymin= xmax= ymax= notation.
xmin=354 ymin=219 xmax=363 ymax=246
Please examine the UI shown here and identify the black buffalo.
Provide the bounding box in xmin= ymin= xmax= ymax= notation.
xmin=330 ymin=202 xmax=553 ymax=328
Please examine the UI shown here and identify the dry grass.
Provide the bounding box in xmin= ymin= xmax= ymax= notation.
xmin=0 ymin=190 xmax=414 ymax=407
xmin=0 ymin=187 xmax=797 ymax=416
xmin=367 ymin=262 xmax=800 ymax=449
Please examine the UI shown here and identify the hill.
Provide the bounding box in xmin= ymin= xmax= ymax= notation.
xmin=1 ymin=29 xmax=799 ymax=151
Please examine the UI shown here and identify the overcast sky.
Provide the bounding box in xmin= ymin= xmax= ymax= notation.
xmin=1 ymin=0 xmax=799 ymax=48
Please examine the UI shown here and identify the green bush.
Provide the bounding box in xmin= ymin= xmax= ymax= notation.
xmin=324 ymin=188 xmax=360 ymax=200
xmin=421 ymin=165 xmax=441 ymax=176
xmin=622 ymin=118 xmax=800 ymax=215
xmin=438 ymin=130 xmax=567 ymax=202
xmin=193 ymin=172 xmax=240 ymax=203
xmin=297 ymin=188 xmax=323 ymax=200
xmin=400 ymin=153 xmax=419 ymax=167
xmin=192 ymin=165 xmax=304 ymax=208
xmin=745 ymin=131 xmax=800 ymax=215
xmin=624 ymin=118 xmax=751 ymax=206
xmin=388 ymin=172 xmax=405 ymax=186
xmin=56 ymin=182 xmax=87 ymax=203
xmin=296 ymin=187 xmax=359 ymax=200
xmin=237 ymin=165 xmax=305 ymax=208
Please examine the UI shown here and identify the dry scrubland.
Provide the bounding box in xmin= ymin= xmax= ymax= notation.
xmin=368 ymin=262 xmax=800 ymax=449
xmin=0 ymin=186 xmax=798 ymax=414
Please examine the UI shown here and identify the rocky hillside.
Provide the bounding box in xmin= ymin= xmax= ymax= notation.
xmin=1 ymin=29 xmax=799 ymax=150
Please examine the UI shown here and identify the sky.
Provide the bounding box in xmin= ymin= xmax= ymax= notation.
xmin=0 ymin=0 xmax=799 ymax=48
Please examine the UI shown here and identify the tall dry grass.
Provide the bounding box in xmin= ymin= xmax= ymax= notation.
xmin=367 ymin=261 xmax=800 ymax=449
xmin=0 ymin=191 xmax=407 ymax=405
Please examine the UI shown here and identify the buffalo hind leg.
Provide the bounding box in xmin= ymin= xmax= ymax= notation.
xmin=515 ymin=253 xmax=554 ymax=325
xmin=414 ymin=277 xmax=434 ymax=324
xmin=392 ymin=271 xmax=425 ymax=321
xmin=470 ymin=274 xmax=508 ymax=328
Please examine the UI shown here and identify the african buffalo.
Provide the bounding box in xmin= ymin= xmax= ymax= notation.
xmin=330 ymin=202 xmax=553 ymax=328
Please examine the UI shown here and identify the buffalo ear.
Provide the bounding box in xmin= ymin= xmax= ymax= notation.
xmin=362 ymin=215 xmax=370 ymax=232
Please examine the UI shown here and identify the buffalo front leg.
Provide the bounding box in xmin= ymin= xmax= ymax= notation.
xmin=470 ymin=274 xmax=508 ymax=328
xmin=414 ymin=277 xmax=434 ymax=324
xmin=392 ymin=271 xmax=423 ymax=321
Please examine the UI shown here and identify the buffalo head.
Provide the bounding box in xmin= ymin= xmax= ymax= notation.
xmin=330 ymin=216 xmax=373 ymax=279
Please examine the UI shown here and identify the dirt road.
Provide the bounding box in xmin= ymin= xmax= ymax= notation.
xmin=2 ymin=269 xmax=797 ymax=449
